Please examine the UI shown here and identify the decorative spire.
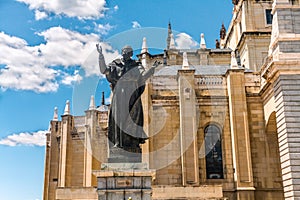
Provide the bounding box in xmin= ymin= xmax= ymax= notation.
xmin=89 ymin=95 xmax=95 ymax=110
xmin=142 ymin=54 xmax=147 ymax=68
xmin=64 ymin=100 xmax=70 ymax=115
xmin=170 ymin=33 xmax=176 ymax=49
xmin=168 ymin=21 xmax=172 ymax=33
xmin=53 ymin=107 xmax=58 ymax=121
xmin=231 ymin=51 xmax=238 ymax=68
xmin=166 ymin=21 xmax=173 ymax=49
xmin=182 ymin=52 xmax=189 ymax=69
xmin=141 ymin=37 xmax=148 ymax=68
xmin=141 ymin=37 xmax=148 ymax=54
xmin=200 ymin=33 xmax=206 ymax=49
xmin=101 ymin=91 xmax=105 ymax=105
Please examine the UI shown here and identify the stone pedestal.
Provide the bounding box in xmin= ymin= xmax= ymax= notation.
xmin=94 ymin=163 xmax=156 ymax=200
xmin=108 ymin=147 xmax=142 ymax=163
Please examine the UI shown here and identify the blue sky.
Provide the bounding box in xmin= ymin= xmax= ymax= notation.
xmin=0 ymin=1 xmax=232 ymax=199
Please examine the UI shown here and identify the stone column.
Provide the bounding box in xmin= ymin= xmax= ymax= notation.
xmin=226 ymin=69 xmax=255 ymax=199
xmin=141 ymin=82 xmax=152 ymax=166
xmin=177 ymin=69 xmax=199 ymax=186
xmin=84 ymin=110 xmax=95 ymax=187
xmin=58 ymin=112 xmax=73 ymax=187
xmin=84 ymin=95 xmax=101 ymax=187
xmin=273 ymin=74 xmax=300 ymax=199
xmin=44 ymin=119 xmax=61 ymax=200
xmin=43 ymin=132 xmax=50 ymax=200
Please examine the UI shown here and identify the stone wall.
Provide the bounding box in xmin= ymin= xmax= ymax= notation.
xmin=247 ymin=96 xmax=283 ymax=199
xmin=149 ymin=105 xmax=182 ymax=185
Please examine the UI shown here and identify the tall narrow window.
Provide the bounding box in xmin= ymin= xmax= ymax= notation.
xmin=205 ymin=124 xmax=224 ymax=179
xmin=266 ymin=9 xmax=273 ymax=25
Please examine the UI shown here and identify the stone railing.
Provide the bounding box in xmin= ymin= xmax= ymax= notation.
xmin=195 ymin=76 xmax=225 ymax=87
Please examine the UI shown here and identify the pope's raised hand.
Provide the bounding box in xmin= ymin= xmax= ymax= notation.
xmin=96 ymin=44 xmax=103 ymax=55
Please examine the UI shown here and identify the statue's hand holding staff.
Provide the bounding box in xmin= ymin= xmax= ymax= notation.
xmin=152 ymin=60 xmax=162 ymax=68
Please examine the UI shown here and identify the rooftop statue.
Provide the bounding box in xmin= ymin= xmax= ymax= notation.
xmin=232 ymin=0 xmax=239 ymax=5
xmin=220 ymin=23 xmax=226 ymax=40
xmin=215 ymin=39 xmax=220 ymax=49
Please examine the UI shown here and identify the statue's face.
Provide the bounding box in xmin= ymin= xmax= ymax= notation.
xmin=121 ymin=46 xmax=133 ymax=61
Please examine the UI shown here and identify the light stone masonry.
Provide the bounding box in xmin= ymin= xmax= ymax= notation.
xmin=43 ymin=0 xmax=300 ymax=199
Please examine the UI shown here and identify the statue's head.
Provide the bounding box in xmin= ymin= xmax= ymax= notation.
xmin=121 ymin=45 xmax=133 ymax=61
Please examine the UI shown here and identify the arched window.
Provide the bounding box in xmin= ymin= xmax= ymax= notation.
xmin=205 ymin=124 xmax=224 ymax=179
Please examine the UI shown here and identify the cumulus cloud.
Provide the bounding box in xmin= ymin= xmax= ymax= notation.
xmin=61 ymin=70 xmax=82 ymax=85
xmin=132 ymin=21 xmax=141 ymax=29
xmin=36 ymin=27 xmax=100 ymax=67
xmin=175 ymin=33 xmax=198 ymax=49
xmin=0 ymin=28 xmax=120 ymax=92
xmin=17 ymin=0 xmax=107 ymax=20
xmin=34 ymin=10 xmax=48 ymax=20
xmin=114 ymin=5 xmax=119 ymax=11
xmin=0 ymin=31 xmax=59 ymax=92
xmin=0 ymin=130 xmax=48 ymax=147
xmin=94 ymin=23 xmax=113 ymax=35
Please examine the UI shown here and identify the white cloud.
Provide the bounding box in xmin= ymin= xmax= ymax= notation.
xmin=94 ymin=23 xmax=113 ymax=35
xmin=114 ymin=5 xmax=119 ymax=11
xmin=0 ymin=28 xmax=120 ymax=92
xmin=35 ymin=10 xmax=48 ymax=20
xmin=0 ymin=130 xmax=48 ymax=147
xmin=61 ymin=70 xmax=82 ymax=85
xmin=0 ymin=32 xmax=27 ymax=48
xmin=0 ymin=31 xmax=60 ymax=92
xmin=175 ymin=33 xmax=198 ymax=49
xmin=17 ymin=0 xmax=107 ymax=20
xmin=132 ymin=21 xmax=141 ymax=29
xmin=36 ymin=27 xmax=100 ymax=67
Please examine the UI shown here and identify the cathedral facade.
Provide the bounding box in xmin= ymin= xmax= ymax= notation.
xmin=43 ymin=0 xmax=300 ymax=199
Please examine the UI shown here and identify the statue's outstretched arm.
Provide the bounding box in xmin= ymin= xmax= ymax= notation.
xmin=96 ymin=44 xmax=108 ymax=74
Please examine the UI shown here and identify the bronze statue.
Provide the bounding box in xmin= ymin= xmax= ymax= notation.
xmin=96 ymin=44 xmax=160 ymax=153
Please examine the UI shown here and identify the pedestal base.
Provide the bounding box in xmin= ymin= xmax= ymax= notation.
xmin=94 ymin=163 xmax=156 ymax=200
xmin=108 ymin=147 xmax=142 ymax=163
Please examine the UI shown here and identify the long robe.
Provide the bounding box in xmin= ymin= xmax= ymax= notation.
xmin=105 ymin=58 xmax=154 ymax=151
